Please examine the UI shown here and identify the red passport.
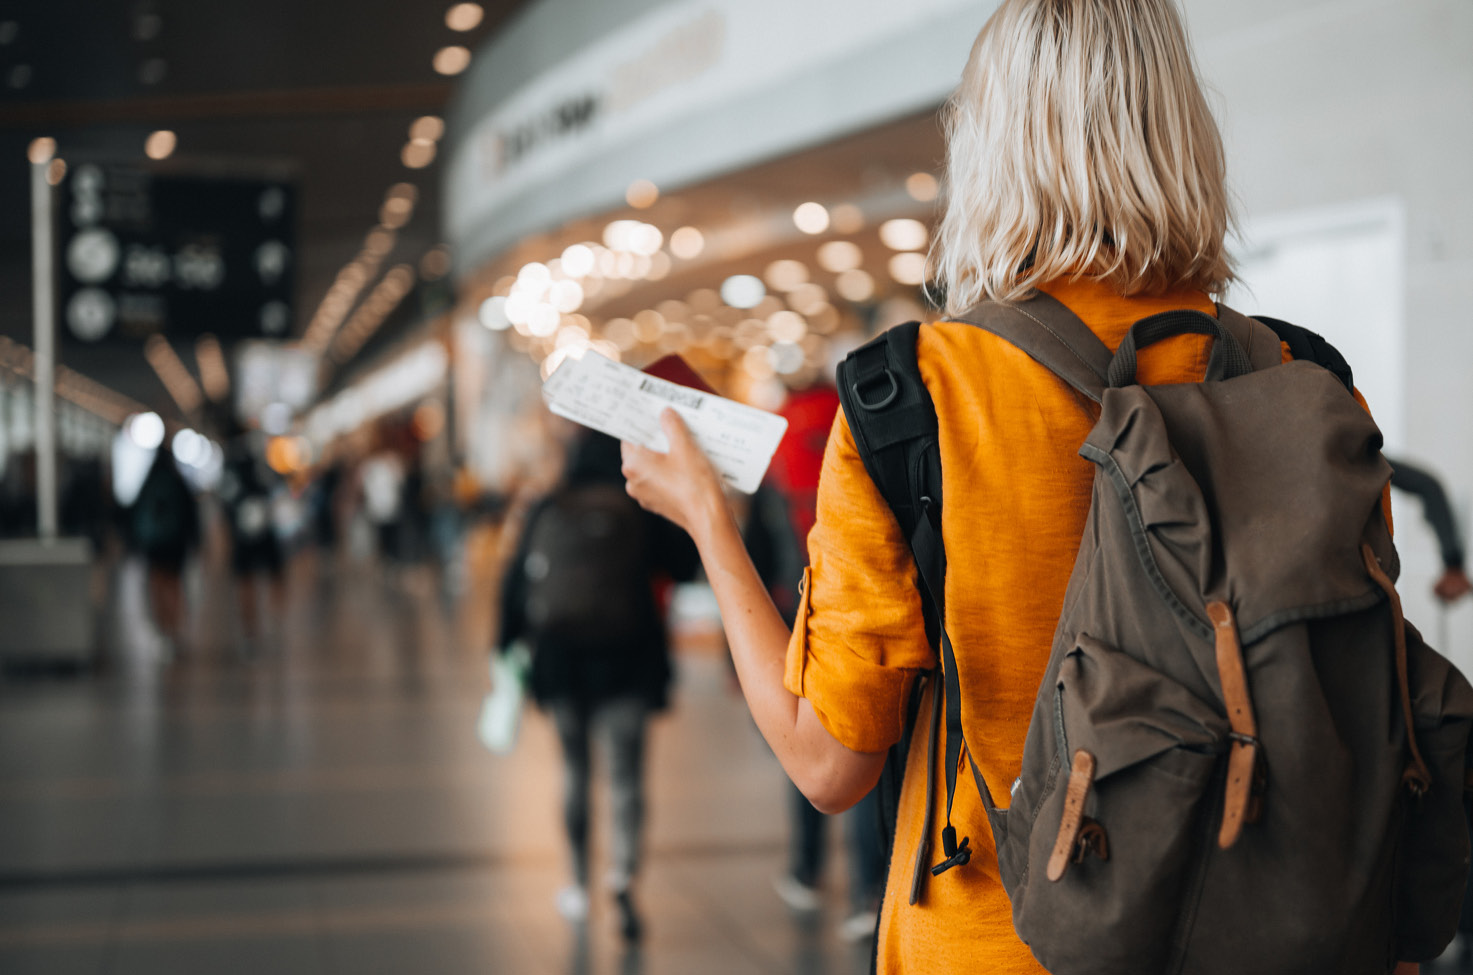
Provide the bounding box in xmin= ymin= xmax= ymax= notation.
xmin=642 ymin=354 xmax=716 ymax=395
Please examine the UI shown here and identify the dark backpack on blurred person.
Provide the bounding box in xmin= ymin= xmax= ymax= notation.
xmin=839 ymin=297 xmax=1473 ymax=974
xmin=521 ymin=482 xmax=650 ymax=648
xmin=132 ymin=454 xmax=194 ymax=557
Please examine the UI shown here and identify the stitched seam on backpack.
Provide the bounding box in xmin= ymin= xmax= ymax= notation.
xmin=1080 ymin=443 xmax=1214 ymax=642
xmin=1012 ymin=745 xmax=1065 ymax=893
xmin=1237 ymin=588 xmax=1387 ymax=646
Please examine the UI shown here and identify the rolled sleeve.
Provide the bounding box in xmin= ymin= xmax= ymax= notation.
xmin=783 ymin=411 xmax=936 ymax=754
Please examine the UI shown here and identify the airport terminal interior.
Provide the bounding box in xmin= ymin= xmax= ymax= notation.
xmin=2 ymin=0 xmax=1473 ymax=972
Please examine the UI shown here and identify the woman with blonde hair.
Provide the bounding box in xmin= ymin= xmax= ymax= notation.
xmin=621 ymin=0 xmax=1417 ymax=971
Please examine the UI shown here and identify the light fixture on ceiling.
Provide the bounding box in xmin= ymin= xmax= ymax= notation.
xmin=433 ymin=45 xmax=471 ymax=76
xmin=27 ymin=137 xmax=56 ymax=164
xmin=793 ymin=202 xmax=829 ymax=235
xmin=445 ymin=3 xmax=484 ymax=31
xmin=144 ymin=129 xmax=177 ymax=161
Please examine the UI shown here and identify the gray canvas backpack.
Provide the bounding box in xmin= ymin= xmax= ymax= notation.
xmin=837 ymin=293 xmax=1473 ymax=973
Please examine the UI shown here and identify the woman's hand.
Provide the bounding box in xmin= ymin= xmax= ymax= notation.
xmin=620 ymin=409 xmax=728 ymax=542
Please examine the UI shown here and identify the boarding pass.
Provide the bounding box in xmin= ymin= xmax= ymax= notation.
xmin=541 ymin=352 xmax=788 ymax=494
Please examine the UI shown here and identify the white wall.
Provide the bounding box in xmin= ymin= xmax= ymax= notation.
xmin=1191 ymin=0 xmax=1473 ymax=669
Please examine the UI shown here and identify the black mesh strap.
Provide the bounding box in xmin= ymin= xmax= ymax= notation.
xmin=1106 ymin=310 xmax=1253 ymax=388
xmin=1254 ymin=315 xmax=1355 ymax=392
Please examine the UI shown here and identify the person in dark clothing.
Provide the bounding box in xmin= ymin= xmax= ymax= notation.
xmin=497 ymin=431 xmax=697 ymax=942
xmin=130 ymin=442 xmax=200 ymax=654
xmin=1389 ymin=458 xmax=1473 ymax=604
xmin=219 ymin=430 xmax=286 ymax=647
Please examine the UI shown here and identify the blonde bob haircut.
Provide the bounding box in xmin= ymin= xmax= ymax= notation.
xmin=934 ymin=0 xmax=1235 ymax=313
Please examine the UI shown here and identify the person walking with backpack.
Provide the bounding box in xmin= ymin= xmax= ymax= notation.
xmin=497 ymin=431 xmax=696 ymax=942
xmin=131 ymin=437 xmax=201 ymax=657
xmin=618 ymin=1 xmax=1472 ymax=972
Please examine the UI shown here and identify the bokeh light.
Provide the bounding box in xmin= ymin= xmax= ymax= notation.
xmin=793 ymin=202 xmax=830 ymax=235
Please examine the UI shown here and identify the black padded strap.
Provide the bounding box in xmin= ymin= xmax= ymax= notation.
xmin=838 ymin=323 xmax=943 ymax=653
xmin=838 ymin=323 xmax=940 ymax=539
xmin=838 ymin=323 xmax=968 ymax=886
xmin=1253 ymin=315 xmax=1355 ymax=392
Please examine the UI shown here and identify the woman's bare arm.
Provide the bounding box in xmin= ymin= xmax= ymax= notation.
xmin=621 ymin=409 xmax=885 ymax=813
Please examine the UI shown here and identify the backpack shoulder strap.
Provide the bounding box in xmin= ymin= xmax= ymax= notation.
xmin=1250 ymin=314 xmax=1355 ymax=392
xmin=950 ymin=292 xmax=1112 ymax=404
xmin=836 ymin=321 xmax=940 ymax=546
xmin=837 ymin=320 xmax=999 ymax=898
xmin=836 ymin=322 xmax=955 ymax=901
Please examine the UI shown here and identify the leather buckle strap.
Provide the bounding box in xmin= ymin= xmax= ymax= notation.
xmin=1361 ymin=543 xmax=1434 ymax=797
xmin=1047 ymin=749 xmax=1101 ymax=881
xmin=1208 ymin=601 xmax=1266 ymax=849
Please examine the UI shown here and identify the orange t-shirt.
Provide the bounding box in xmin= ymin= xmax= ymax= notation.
xmin=783 ymin=279 xmax=1386 ymax=973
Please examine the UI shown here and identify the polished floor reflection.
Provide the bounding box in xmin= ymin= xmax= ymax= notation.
xmin=0 ymin=548 xmax=872 ymax=975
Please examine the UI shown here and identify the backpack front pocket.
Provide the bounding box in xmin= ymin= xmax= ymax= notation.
xmin=1013 ymin=634 xmax=1229 ymax=975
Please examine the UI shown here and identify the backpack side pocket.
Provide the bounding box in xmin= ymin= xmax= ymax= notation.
xmin=1013 ymin=635 xmax=1228 ymax=975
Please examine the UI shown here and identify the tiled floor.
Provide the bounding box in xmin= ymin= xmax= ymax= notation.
xmin=0 ymin=549 xmax=872 ymax=975
xmin=3 ymin=544 xmax=1470 ymax=974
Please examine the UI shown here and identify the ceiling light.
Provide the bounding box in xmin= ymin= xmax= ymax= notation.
xmin=445 ymin=3 xmax=484 ymax=31
xmin=633 ymin=310 xmax=665 ymax=343
xmin=626 ymin=179 xmax=659 ymax=209
xmin=560 ymin=244 xmax=595 ymax=278
xmin=144 ymin=130 xmax=176 ymax=161
xmin=793 ymin=202 xmax=829 ymax=235
xmin=420 ymin=247 xmax=451 ymax=281
xmin=764 ymin=259 xmax=809 ymax=292
xmin=401 ymin=141 xmax=436 ymax=169
xmin=905 ymin=172 xmax=939 ymax=203
xmin=669 ymin=226 xmax=704 ymax=260
xmin=630 ymin=224 xmax=663 ymax=256
xmin=817 ymin=240 xmax=863 ymax=273
xmin=550 ymin=280 xmax=584 ymax=313
xmin=409 ymin=116 xmax=444 ymax=143
xmin=880 ymin=218 xmax=929 ymax=252
xmin=433 ymin=45 xmax=471 ymax=76
xmin=126 ymin=412 xmax=165 ymax=450
xmin=721 ymin=275 xmax=766 ymax=309
xmin=835 ymin=269 xmax=875 ymax=303
xmin=27 ymin=137 xmax=55 ymax=165
xmin=768 ymin=310 xmax=807 ymax=344
xmin=888 ymin=252 xmax=927 ymax=286
xmin=479 ymin=296 xmax=510 ymax=330
xmin=364 ymin=228 xmax=396 ymax=257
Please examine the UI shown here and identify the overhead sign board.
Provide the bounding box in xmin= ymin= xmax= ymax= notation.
xmin=57 ymin=163 xmax=298 ymax=346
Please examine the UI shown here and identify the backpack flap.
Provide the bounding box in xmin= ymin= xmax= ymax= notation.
xmin=1081 ymin=360 xmax=1395 ymax=641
